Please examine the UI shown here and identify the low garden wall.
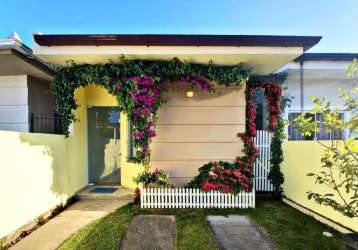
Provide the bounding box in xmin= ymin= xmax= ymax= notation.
xmin=282 ymin=141 xmax=358 ymax=232
xmin=0 ymin=130 xmax=87 ymax=242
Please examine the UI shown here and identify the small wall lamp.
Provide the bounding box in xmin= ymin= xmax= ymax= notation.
xmin=186 ymin=90 xmax=195 ymax=98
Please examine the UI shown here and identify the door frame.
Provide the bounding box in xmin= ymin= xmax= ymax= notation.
xmin=87 ymin=106 xmax=121 ymax=185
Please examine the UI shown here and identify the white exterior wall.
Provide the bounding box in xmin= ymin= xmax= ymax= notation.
xmin=285 ymin=61 xmax=356 ymax=111
xmin=283 ymin=61 xmax=356 ymax=138
xmin=0 ymin=76 xmax=29 ymax=132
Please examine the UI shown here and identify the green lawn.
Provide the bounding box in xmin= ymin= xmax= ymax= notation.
xmin=59 ymin=201 xmax=346 ymax=250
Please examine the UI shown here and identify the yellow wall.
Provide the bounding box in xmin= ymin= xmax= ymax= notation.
xmin=0 ymin=88 xmax=88 ymax=240
xmin=85 ymin=84 xmax=117 ymax=106
xmin=120 ymin=113 xmax=144 ymax=189
xmin=282 ymin=141 xmax=358 ymax=232
xmin=84 ymin=85 xmax=144 ymax=189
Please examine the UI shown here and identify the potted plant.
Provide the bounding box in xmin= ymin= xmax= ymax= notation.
xmin=133 ymin=168 xmax=172 ymax=188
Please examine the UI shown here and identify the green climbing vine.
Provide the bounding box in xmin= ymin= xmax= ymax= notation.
xmin=52 ymin=57 xmax=251 ymax=164
xmin=248 ymin=72 xmax=290 ymax=196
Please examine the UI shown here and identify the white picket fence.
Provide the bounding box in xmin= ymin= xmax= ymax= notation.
xmin=140 ymin=188 xmax=255 ymax=209
xmin=140 ymin=130 xmax=272 ymax=209
xmin=253 ymin=130 xmax=274 ymax=191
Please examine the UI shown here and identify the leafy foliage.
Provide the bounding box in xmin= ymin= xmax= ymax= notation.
xmin=268 ymin=116 xmax=285 ymax=196
xmin=246 ymin=83 xmax=283 ymax=136
xmin=248 ymin=72 xmax=288 ymax=85
xmin=296 ymin=87 xmax=358 ymax=218
xmin=187 ymin=73 xmax=289 ymax=194
xmin=133 ymin=168 xmax=172 ymax=187
xmin=52 ymin=57 xmax=251 ymax=164
xmin=186 ymin=161 xmax=251 ymax=193
xmin=186 ymin=133 xmax=259 ymax=193
xmin=246 ymin=73 xmax=290 ymax=195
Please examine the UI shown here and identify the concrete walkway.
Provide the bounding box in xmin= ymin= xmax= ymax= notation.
xmin=10 ymin=199 xmax=130 ymax=250
xmin=207 ymin=215 xmax=276 ymax=250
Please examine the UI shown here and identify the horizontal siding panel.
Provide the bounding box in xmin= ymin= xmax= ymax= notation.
xmin=151 ymin=142 xmax=243 ymax=161
xmin=157 ymin=107 xmax=245 ymax=125
xmin=153 ymin=124 xmax=245 ymax=142
xmin=150 ymin=160 xmax=232 ymax=178
xmin=0 ymin=106 xmax=28 ymax=123
xmin=147 ymin=87 xmax=246 ymax=187
xmin=0 ymin=123 xmax=29 ymax=132
xmin=0 ymin=75 xmax=27 ymax=88
xmin=163 ymin=89 xmax=245 ymax=107
xmin=0 ymin=88 xmax=28 ymax=105
xmin=168 ymin=177 xmax=192 ymax=187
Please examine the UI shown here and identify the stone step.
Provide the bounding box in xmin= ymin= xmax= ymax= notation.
xmin=77 ymin=186 xmax=133 ymax=201
xmin=207 ymin=215 xmax=276 ymax=250
xmin=120 ymin=215 xmax=176 ymax=250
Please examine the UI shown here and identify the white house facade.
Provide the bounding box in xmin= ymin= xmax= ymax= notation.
xmin=0 ymin=33 xmax=56 ymax=132
xmin=282 ymin=53 xmax=357 ymax=140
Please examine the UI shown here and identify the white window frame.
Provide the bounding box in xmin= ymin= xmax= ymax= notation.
xmin=126 ymin=120 xmax=136 ymax=159
xmin=285 ymin=109 xmax=349 ymax=141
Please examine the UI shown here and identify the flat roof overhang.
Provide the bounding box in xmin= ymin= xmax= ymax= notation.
xmin=33 ymin=34 xmax=321 ymax=75
xmin=0 ymin=38 xmax=54 ymax=81
xmin=0 ymin=48 xmax=54 ymax=81
xmin=296 ymin=53 xmax=358 ymax=62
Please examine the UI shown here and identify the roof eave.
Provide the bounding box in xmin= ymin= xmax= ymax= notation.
xmin=295 ymin=53 xmax=358 ymax=62
xmin=0 ymin=40 xmax=56 ymax=76
xmin=33 ymin=34 xmax=322 ymax=51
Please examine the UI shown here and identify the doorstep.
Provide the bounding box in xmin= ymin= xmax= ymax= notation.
xmin=77 ymin=185 xmax=133 ymax=200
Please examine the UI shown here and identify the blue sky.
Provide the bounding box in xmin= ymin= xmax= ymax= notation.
xmin=1 ymin=0 xmax=357 ymax=52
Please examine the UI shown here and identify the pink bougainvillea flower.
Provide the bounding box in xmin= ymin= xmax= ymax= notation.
xmin=131 ymin=76 xmax=141 ymax=83
xmin=134 ymin=131 xmax=144 ymax=139
xmin=148 ymin=129 xmax=156 ymax=138
xmin=131 ymin=91 xmax=138 ymax=99
xmin=141 ymin=144 xmax=149 ymax=152
xmin=114 ymin=84 xmax=121 ymax=92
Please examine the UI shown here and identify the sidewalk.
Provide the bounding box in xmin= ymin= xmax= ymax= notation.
xmin=10 ymin=199 xmax=130 ymax=250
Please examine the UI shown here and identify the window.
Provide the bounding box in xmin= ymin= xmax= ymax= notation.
xmin=288 ymin=112 xmax=344 ymax=140
xmin=127 ymin=120 xmax=136 ymax=159
xmin=254 ymin=89 xmax=269 ymax=130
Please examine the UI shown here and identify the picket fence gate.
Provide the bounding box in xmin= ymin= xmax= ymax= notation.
xmin=140 ymin=188 xmax=255 ymax=209
xmin=253 ymin=130 xmax=274 ymax=192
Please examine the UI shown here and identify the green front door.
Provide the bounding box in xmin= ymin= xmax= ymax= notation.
xmin=88 ymin=107 xmax=121 ymax=184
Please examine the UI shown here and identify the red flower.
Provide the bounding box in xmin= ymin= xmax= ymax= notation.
xmin=241 ymin=183 xmax=251 ymax=192
xmin=202 ymin=182 xmax=218 ymax=191
xmin=246 ymin=83 xmax=282 ymax=134
xmin=218 ymin=184 xmax=232 ymax=193
xmin=233 ymin=169 xmax=245 ymax=179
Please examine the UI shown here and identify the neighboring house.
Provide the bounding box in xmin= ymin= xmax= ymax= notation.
xmin=32 ymin=34 xmax=321 ymax=187
xmin=0 ymin=33 xmax=56 ymax=133
xmin=283 ymin=53 xmax=357 ymax=140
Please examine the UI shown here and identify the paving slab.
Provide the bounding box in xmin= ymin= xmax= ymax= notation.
xmin=120 ymin=215 xmax=175 ymax=250
xmin=10 ymin=199 xmax=130 ymax=250
xmin=207 ymin=215 xmax=276 ymax=250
